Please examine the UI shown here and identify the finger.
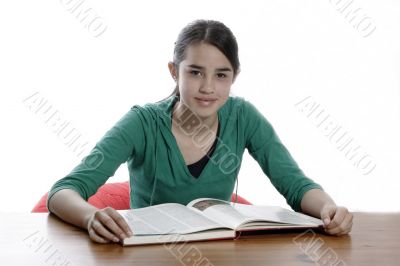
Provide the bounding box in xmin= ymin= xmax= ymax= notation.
xmin=106 ymin=208 xmax=133 ymax=237
xmin=332 ymin=212 xmax=353 ymax=234
xmin=335 ymin=214 xmax=353 ymax=235
xmin=325 ymin=208 xmax=346 ymax=230
xmin=326 ymin=221 xmax=352 ymax=236
xmin=331 ymin=220 xmax=353 ymax=236
xmin=91 ymin=219 xmax=120 ymax=243
xmin=336 ymin=225 xmax=352 ymax=236
xmin=341 ymin=222 xmax=353 ymax=235
xmin=88 ymin=227 xmax=111 ymax=244
xmin=326 ymin=213 xmax=353 ymax=235
xmin=320 ymin=206 xmax=336 ymax=226
xmin=96 ymin=210 xmax=127 ymax=240
xmin=326 ymin=214 xmax=352 ymax=235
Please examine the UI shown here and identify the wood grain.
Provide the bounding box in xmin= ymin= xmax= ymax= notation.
xmin=0 ymin=212 xmax=398 ymax=265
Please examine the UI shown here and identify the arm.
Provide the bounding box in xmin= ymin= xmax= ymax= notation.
xmin=47 ymin=107 xmax=145 ymax=243
xmin=48 ymin=189 xmax=132 ymax=243
xmin=242 ymin=100 xmax=352 ymax=235
xmin=301 ymin=189 xmax=353 ymax=235
xmin=48 ymin=189 xmax=97 ymax=229
xmin=243 ymin=100 xmax=322 ymax=212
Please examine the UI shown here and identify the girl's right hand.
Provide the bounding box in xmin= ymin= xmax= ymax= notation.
xmin=86 ymin=207 xmax=133 ymax=243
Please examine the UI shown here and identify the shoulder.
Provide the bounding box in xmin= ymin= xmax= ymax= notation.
xmin=221 ymin=97 xmax=274 ymax=143
xmin=220 ymin=96 xmax=265 ymax=121
xmin=130 ymin=96 xmax=175 ymax=121
xmin=120 ymin=96 xmax=176 ymax=132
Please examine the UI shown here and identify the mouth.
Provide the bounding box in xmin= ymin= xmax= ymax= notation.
xmin=194 ymin=97 xmax=218 ymax=107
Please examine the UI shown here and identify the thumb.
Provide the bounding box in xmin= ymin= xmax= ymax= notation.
xmin=321 ymin=206 xmax=336 ymax=226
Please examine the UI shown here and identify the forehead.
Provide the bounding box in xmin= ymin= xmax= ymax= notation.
xmin=182 ymin=42 xmax=232 ymax=69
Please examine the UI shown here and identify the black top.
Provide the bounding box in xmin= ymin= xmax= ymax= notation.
xmin=187 ymin=123 xmax=220 ymax=178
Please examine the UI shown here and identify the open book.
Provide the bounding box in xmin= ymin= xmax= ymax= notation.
xmin=119 ymin=198 xmax=323 ymax=246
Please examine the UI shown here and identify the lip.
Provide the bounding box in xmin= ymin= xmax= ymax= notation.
xmin=194 ymin=97 xmax=217 ymax=102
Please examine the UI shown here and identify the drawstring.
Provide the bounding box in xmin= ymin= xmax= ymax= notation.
xmin=149 ymin=96 xmax=241 ymax=206
xmin=150 ymin=95 xmax=176 ymax=206
xmin=233 ymin=117 xmax=241 ymax=205
xmin=233 ymin=147 xmax=239 ymax=205
xmin=149 ymin=120 xmax=159 ymax=206
xmin=234 ymin=174 xmax=239 ymax=204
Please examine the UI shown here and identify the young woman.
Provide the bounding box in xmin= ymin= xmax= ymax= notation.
xmin=48 ymin=19 xmax=353 ymax=244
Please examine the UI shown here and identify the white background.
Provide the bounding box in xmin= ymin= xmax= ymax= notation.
xmin=0 ymin=0 xmax=399 ymax=212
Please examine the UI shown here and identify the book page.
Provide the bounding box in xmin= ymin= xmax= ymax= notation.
xmin=232 ymin=204 xmax=323 ymax=226
xmin=120 ymin=203 xmax=228 ymax=235
xmin=187 ymin=198 xmax=252 ymax=229
xmin=187 ymin=198 xmax=323 ymax=229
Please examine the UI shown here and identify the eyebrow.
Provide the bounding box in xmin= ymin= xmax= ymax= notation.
xmin=187 ymin=64 xmax=232 ymax=72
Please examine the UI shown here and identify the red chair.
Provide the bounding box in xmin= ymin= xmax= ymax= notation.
xmin=32 ymin=181 xmax=251 ymax=212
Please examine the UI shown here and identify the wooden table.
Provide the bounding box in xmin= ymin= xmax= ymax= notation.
xmin=0 ymin=212 xmax=399 ymax=265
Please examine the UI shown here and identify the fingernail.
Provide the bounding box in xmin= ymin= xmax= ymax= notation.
xmin=323 ymin=218 xmax=330 ymax=225
xmin=113 ymin=237 xmax=119 ymax=242
xmin=120 ymin=233 xmax=127 ymax=239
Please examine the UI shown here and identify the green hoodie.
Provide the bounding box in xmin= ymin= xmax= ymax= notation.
xmin=48 ymin=96 xmax=322 ymax=211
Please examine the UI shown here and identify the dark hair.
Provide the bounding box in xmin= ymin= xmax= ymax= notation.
xmin=168 ymin=19 xmax=240 ymax=98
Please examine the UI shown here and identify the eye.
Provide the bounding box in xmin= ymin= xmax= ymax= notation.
xmin=190 ymin=70 xmax=202 ymax=76
xmin=217 ymin=73 xmax=227 ymax=78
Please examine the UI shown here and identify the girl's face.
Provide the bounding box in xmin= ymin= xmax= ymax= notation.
xmin=171 ymin=42 xmax=236 ymax=120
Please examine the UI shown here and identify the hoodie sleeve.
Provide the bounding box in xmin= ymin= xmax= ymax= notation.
xmin=47 ymin=107 xmax=146 ymax=208
xmin=243 ymin=100 xmax=323 ymax=212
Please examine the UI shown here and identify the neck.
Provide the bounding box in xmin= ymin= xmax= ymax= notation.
xmin=172 ymin=101 xmax=218 ymax=135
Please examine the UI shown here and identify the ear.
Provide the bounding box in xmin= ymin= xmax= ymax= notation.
xmin=168 ymin=62 xmax=178 ymax=81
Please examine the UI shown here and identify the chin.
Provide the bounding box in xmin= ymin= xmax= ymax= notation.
xmin=191 ymin=101 xmax=220 ymax=117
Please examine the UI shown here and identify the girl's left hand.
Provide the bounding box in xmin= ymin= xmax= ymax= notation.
xmin=320 ymin=205 xmax=353 ymax=236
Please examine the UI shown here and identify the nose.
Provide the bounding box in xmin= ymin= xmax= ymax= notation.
xmin=199 ymin=76 xmax=215 ymax=94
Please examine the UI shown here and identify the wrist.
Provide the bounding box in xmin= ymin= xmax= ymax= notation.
xmin=82 ymin=208 xmax=98 ymax=230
